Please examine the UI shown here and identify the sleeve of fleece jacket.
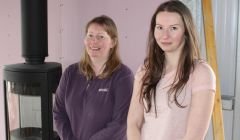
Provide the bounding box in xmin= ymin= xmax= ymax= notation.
xmin=89 ymin=70 xmax=134 ymax=140
xmin=53 ymin=66 xmax=78 ymax=140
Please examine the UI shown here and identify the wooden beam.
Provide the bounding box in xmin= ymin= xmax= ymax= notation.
xmin=201 ymin=0 xmax=225 ymax=140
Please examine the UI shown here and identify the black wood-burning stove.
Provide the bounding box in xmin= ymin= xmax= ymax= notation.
xmin=3 ymin=0 xmax=61 ymax=140
xmin=3 ymin=63 xmax=61 ymax=140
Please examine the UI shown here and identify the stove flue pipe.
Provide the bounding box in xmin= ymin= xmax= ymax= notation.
xmin=21 ymin=0 xmax=48 ymax=64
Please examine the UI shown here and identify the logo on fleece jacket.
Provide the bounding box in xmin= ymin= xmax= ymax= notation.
xmin=98 ymin=88 xmax=109 ymax=92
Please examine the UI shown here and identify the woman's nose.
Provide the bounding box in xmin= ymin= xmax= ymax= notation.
xmin=160 ymin=29 xmax=170 ymax=38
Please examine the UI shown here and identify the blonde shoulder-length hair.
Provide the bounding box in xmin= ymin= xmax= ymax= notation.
xmin=79 ymin=15 xmax=121 ymax=80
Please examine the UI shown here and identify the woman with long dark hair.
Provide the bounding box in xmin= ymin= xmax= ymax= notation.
xmin=127 ymin=1 xmax=216 ymax=140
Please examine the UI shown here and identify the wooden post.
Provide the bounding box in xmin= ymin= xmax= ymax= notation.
xmin=201 ymin=0 xmax=225 ymax=140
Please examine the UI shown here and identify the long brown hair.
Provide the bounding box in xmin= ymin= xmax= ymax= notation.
xmin=79 ymin=15 xmax=121 ymax=80
xmin=140 ymin=0 xmax=200 ymax=113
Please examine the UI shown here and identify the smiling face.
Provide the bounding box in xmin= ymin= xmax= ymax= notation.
xmin=154 ymin=11 xmax=185 ymax=55
xmin=84 ymin=23 xmax=114 ymax=63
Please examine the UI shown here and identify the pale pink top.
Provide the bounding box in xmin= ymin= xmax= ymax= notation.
xmin=140 ymin=61 xmax=216 ymax=140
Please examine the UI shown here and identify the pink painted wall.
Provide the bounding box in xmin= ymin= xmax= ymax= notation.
xmin=59 ymin=0 xmax=166 ymax=70
xmin=0 ymin=0 xmax=166 ymax=139
xmin=0 ymin=1 xmax=21 ymax=139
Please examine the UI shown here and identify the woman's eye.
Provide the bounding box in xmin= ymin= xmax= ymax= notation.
xmin=156 ymin=26 xmax=163 ymax=30
xmin=87 ymin=34 xmax=93 ymax=38
xmin=96 ymin=35 xmax=105 ymax=40
xmin=99 ymin=35 xmax=105 ymax=39
xmin=170 ymin=26 xmax=177 ymax=31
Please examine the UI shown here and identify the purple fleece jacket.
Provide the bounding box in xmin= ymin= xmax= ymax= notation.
xmin=53 ymin=63 xmax=134 ymax=140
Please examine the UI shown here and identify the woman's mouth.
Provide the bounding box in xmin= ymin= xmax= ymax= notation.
xmin=90 ymin=47 xmax=100 ymax=51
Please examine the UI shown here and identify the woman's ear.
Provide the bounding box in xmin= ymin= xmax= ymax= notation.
xmin=111 ymin=38 xmax=117 ymax=48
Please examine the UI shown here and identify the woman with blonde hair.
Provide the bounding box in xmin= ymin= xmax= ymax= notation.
xmin=53 ymin=15 xmax=134 ymax=140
